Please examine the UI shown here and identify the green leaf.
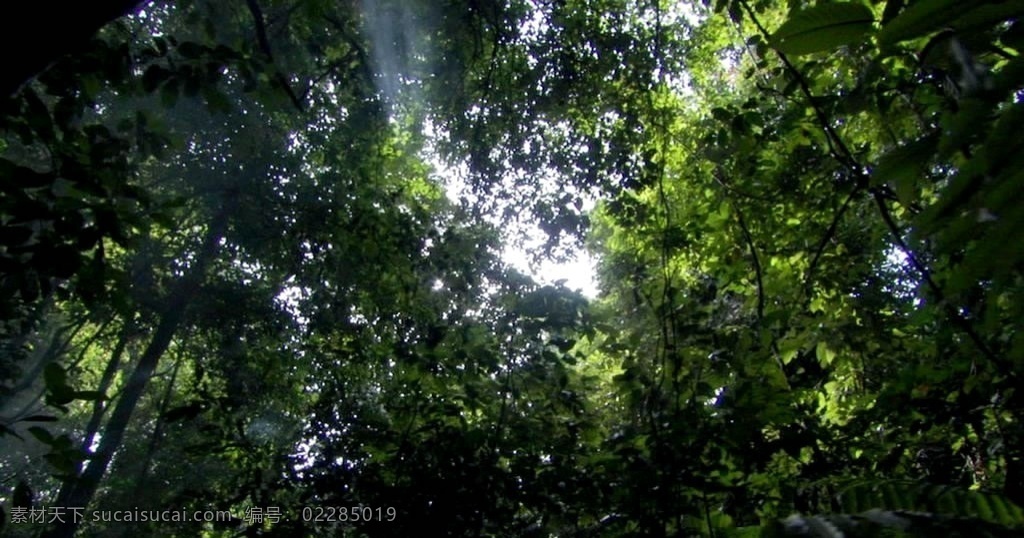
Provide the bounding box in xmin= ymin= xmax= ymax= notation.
xmin=19 ymin=415 xmax=58 ymax=423
xmin=951 ymin=3 xmax=1024 ymax=35
xmin=815 ymin=342 xmax=836 ymax=366
xmin=163 ymin=403 xmax=205 ymax=422
xmin=22 ymin=87 xmax=55 ymax=141
xmin=881 ymin=0 xmax=906 ymax=24
xmin=43 ymin=363 xmax=67 ymax=391
xmin=160 ymin=79 xmax=179 ymax=107
xmin=142 ymin=65 xmax=170 ymax=93
xmin=878 ymin=0 xmax=982 ymax=48
xmin=27 ymin=426 xmax=54 ymax=445
xmin=0 ymin=424 xmax=24 ymax=440
xmin=47 ymin=385 xmax=77 ymax=406
xmin=43 ymin=452 xmax=78 ymax=476
xmin=779 ymin=340 xmax=802 ymax=365
xmin=72 ymin=390 xmax=107 ymax=402
xmin=871 ymin=133 xmax=939 ymax=207
xmin=771 ymin=2 xmax=875 ymax=55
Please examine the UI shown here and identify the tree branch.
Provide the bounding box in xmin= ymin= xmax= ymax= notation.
xmin=715 ymin=170 xmax=765 ymax=322
xmin=244 ymin=0 xmax=304 ymax=112
xmin=804 ymin=186 xmax=861 ymax=292
xmin=323 ymin=13 xmax=377 ymax=93
xmin=738 ymin=0 xmax=861 ymax=175
xmin=870 ymin=190 xmax=1011 ymax=378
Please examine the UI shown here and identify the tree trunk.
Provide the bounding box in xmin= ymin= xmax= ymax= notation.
xmin=129 ymin=356 xmax=180 ymax=500
xmin=79 ymin=320 xmax=131 ymax=458
xmin=44 ymin=205 xmax=231 ymax=538
xmin=50 ymin=318 xmax=133 ymax=510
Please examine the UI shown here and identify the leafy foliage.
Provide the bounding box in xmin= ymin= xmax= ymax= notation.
xmin=2 ymin=0 xmax=1024 ymax=537
xmin=771 ymin=3 xmax=875 ymax=55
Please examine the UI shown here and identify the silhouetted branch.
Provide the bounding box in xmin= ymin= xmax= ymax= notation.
xmin=245 ymin=0 xmax=305 ymax=112
xmin=871 ymin=190 xmax=1010 ymax=378
xmin=805 ymin=187 xmax=860 ymax=291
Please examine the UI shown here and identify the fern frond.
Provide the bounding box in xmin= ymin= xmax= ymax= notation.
xmin=771 ymin=508 xmax=1023 ymax=537
xmin=835 ymin=479 xmax=1024 ymax=527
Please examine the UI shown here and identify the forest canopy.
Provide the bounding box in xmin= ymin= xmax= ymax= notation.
xmin=2 ymin=0 xmax=1024 ymax=537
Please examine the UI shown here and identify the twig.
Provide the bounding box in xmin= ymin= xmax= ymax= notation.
xmin=323 ymin=14 xmax=377 ymax=93
xmin=870 ymin=190 xmax=1011 ymax=378
xmin=805 ymin=186 xmax=861 ymax=292
xmin=715 ymin=171 xmax=765 ymax=322
xmin=739 ymin=0 xmax=862 ymax=176
xmin=244 ymin=0 xmax=304 ymax=112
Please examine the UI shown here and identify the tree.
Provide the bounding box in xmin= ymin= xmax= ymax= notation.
xmin=4 ymin=1 xmax=1024 ymax=537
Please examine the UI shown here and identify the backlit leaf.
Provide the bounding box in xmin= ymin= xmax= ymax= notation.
xmin=771 ymin=3 xmax=875 ymax=55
